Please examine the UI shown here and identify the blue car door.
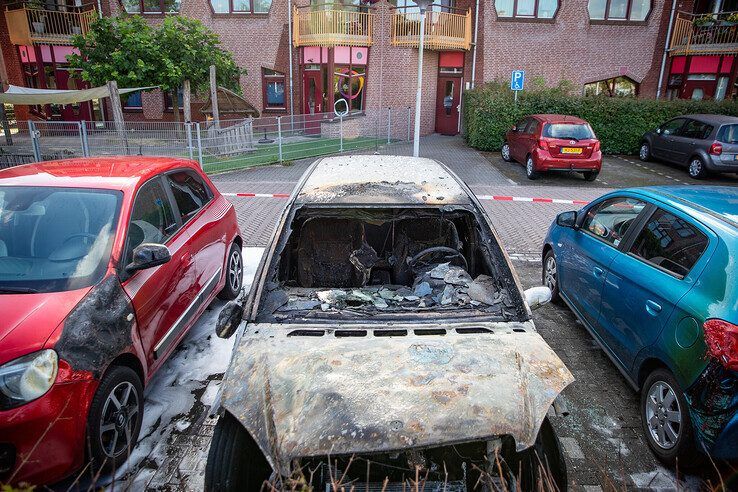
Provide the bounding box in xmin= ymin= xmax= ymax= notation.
xmin=560 ymin=196 xmax=647 ymax=330
xmin=598 ymin=205 xmax=712 ymax=372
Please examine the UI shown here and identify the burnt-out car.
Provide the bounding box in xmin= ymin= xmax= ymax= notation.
xmin=205 ymin=156 xmax=574 ymax=491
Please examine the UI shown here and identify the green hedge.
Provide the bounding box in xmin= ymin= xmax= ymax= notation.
xmin=463 ymin=82 xmax=738 ymax=155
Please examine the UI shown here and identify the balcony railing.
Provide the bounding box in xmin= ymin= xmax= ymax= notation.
xmin=669 ymin=11 xmax=738 ymax=55
xmin=5 ymin=4 xmax=96 ymax=46
xmin=292 ymin=5 xmax=374 ymax=47
xmin=391 ymin=7 xmax=472 ymax=51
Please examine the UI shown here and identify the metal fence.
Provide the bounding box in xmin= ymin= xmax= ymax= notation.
xmin=0 ymin=108 xmax=414 ymax=174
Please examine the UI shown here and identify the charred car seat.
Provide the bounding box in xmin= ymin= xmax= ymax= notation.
xmin=297 ymin=218 xmax=366 ymax=288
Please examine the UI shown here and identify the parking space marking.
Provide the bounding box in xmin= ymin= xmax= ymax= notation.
xmin=616 ymin=156 xmax=692 ymax=185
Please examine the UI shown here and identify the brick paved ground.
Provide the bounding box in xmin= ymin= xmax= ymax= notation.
xmin=84 ymin=137 xmax=736 ymax=492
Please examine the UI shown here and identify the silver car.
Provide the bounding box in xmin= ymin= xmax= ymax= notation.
xmin=206 ymin=156 xmax=574 ymax=492
xmin=639 ymin=113 xmax=738 ymax=179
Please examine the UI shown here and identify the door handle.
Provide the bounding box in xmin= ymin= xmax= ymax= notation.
xmin=646 ymin=300 xmax=662 ymax=316
xmin=593 ymin=266 xmax=605 ymax=278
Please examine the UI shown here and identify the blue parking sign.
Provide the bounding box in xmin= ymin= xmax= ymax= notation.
xmin=511 ymin=70 xmax=525 ymax=91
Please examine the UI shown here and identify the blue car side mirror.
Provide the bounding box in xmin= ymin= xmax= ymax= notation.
xmin=557 ymin=211 xmax=578 ymax=228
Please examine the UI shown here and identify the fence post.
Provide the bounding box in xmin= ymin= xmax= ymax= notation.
xmin=407 ymin=107 xmax=412 ymax=142
xmin=195 ymin=122 xmax=204 ymax=169
xmin=339 ymin=116 xmax=344 ymax=152
xmin=78 ymin=121 xmax=90 ymax=157
xmin=186 ymin=122 xmax=194 ymax=160
xmin=29 ymin=120 xmax=41 ymax=162
xmin=277 ymin=116 xmax=283 ymax=163
xmin=387 ymin=107 xmax=391 ymax=145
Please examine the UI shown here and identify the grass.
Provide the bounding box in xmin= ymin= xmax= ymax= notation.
xmin=202 ymin=136 xmax=393 ymax=174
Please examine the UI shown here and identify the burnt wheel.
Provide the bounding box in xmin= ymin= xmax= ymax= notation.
xmin=86 ymin=365 xmax=143 ymax=473
xmin=509 ymin=417 xmax=568 ymax=491
xmin=218 ymin=243 xmax=243 ymax=300
xmin=205 ymin=412 xmax=272 ymax=492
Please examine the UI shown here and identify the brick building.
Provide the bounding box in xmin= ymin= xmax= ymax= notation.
xmin=2 ymin=0 xmax=719 ymax=135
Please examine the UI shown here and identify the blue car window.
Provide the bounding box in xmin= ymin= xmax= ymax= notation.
xmin=629 ymin=209 xmax=708 ymax=278
xmin=581 ymin=197 xmax=646 ymax=247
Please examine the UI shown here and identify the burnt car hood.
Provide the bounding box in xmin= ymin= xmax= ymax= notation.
xmin=220 ymin=320 xmax=574 ymax=470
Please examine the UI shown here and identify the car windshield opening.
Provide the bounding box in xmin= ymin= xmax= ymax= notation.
xmin=543 ymin=123 xmax=594 ymax=140
xmin=256 ymin=207 xmax=527 ymax=323
xmin=0 ymin=187 xmax=122 ymax=293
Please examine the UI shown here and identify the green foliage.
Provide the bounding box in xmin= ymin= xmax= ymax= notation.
xmin=463 ymin=81 xmax=738 ymax=155
xmin=69 ymin=15 xmax=243 ymax=94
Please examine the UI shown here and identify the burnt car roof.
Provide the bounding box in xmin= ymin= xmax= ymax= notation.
xmin=295 ymin=155 xmax=472 ymax=206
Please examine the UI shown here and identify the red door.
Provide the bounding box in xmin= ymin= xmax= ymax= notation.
xmin=435 ymin=75 xmax=462 ymax=135
xmin=303 ymin=69 xmax=323 ymax=135
xmin=55 ymin=69 xmax=92 ymax=121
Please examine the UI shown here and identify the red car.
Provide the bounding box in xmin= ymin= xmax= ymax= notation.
xmin=502 ymin=114 xmax=602 ymax=181
xmin=0 ymin=157 xmax=242 ymax=485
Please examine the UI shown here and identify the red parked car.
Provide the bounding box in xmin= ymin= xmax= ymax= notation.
xmin=502 ymin=114 xmax=602 ymax=181
xmin=0 ymin=157 xmax=242 ymax=485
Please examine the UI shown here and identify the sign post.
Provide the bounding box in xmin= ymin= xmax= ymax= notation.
xmin=510 ymin=70 xmax=525 ymax=104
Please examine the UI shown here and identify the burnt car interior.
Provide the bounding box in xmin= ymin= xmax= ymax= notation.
xmin=257 ymin=206 xmax=527 ymax=322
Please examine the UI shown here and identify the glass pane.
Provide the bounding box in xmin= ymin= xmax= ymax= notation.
xmin=495 ymin=0 xmax=514 ymax=17
xmin=588 ymin=0 xmax=606 ymax=18
xmin=582 ymin=197 xmax=646 ymax=247
xmin=538 ymin=0 xmax=557 ymax=17
xmin=715 ymin=76 xmax=729 ymax=101
xmin=607 ymin=0 xmax=628 ymax=18
xmin=350 ymin=67 xmax=366 ymax=111
xmin=630 ymin=209 xmax=708 ymax=277
xmin=717 ymin=124 xmax=738 ymax=143
xmin=127 ymin=180 xmax=176 ymax=264
xmin=516 ymin=0 xmax=535 ymax=16
xmin=660 ymin=118 xmax=685 ymax=135
xmin=233 ymin=0 xmax=250 ymax=11
xmin=266 ymin=80 xmax=285 ymax=107
xmin=542 ymin=123 xmax=594 ymax=139
xmin=164 ymin=0 xmax=180 ymax=12
xmin=123 ymin=91 xmax=142 ymax=109
xmin=613 ymin=76 xmax=637 ymax=96
xmin=211 ymin=0 xmax=228 ymax=12
xmin=629 ymin=0 xmax=649 ymax=20
xmin=142 ymin=0 xmax=161 ymax=12
xmin=122 ymin=0 xmax=141 ymax=12
xmin=253 ymin=0 xmax=271 ymax=12
xmin=681 ymin=120 xmax=712 ymax=139
xmin=167 ymin=172 xmax=211 ymax=222
xmin=691 ymin=88 xmax=704 ymax=100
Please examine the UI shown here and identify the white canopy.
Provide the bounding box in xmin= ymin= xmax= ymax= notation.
xmin=0 ymin=84 xmax=156 ymax=105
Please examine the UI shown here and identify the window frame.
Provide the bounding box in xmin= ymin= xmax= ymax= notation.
xmin=624 ymin=206 xmax=711 ymax=280
xmin=261 ymin=68 xmax=287 ymax=111
xmin=579 ymin=195 xmax=650 ymax=250
xmin=587 ymin=0 xmax=652 ymax=22
xmin=122 ymin=91 xmax=143 ymax=112
xmin=120 ymin=0 xmax=181 ymax=15
xmin=208 ymin=0 xmax=271 ymax=15
xmin=495 ymin=0 xmax=560 ymax=20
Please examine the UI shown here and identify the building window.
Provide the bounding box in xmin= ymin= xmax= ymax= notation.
xmin=164 ymin=87 xmax=185 ymax=110
xmin=262 ymin=69 xmax=286 ymax=109
xmin=392 ymin=0 xmax=456 ymax=12
xmin=496 ymin=0 xmax=558 ymax=18
xmin=583 ymin=76 xmax=638 ymax=96
xmin=588 ymin=0 xmax=650 ymax=20
xmin=123 ymin=91 xmax=143 ymax=110
xmin=122 ymin=0 xmax=180 ymax=13
xmin=210 ymin=0 xmax=271 ymax=13
xmin=334 ymin=66 xmax=366 ymax=112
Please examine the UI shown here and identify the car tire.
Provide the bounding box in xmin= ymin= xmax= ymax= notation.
xmin=542 ymin=250 xmax=561 ymax=303
xmin=639 ymin=142 xmax=651 ymax=162
xmin=86 ymin=365 xmax=144 ymax=473
xmin=218 ymin=242 xmax=243 ymax=300
xmin=688 ymin=157 xmax=708 ymax=179
xmin=525 ymin=156 xmax=539 ymax=180
xmin=582 ymin=170 xmax=599 ymax=182
xmin=501 ymin=142 xmax=513 ymax=162
xmin=205 ymin=412 xmax=272 ymax=492
xmin=640 ymin=368 xmax=702 ymax=468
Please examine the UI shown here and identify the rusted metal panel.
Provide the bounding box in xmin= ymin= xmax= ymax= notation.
xmin=296 ymin=156 xmax=471 ymax=206
xmin=220 ymin=321 xmax=574 ymax=471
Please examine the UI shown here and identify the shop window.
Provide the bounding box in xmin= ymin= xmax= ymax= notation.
xmin=210 ymin=0 xmax=270 ymax=13
xmin=123 ymin=0 xmax=180 ymax=13
xmin=164 ymin=87 xmax=185 ymax=110
xmin=588 ymin=0 xmax=650 ymax=20
xmin=715 ymin=76 xmax=729 ymax=101
xmin=123 ymin=91 xmax=143 ymax=110
xmin=262 ymin=69 xmax=286 ymax=109
xmin=583 ymin=76 xmax=638 ymax=96
xmin=334 ymin=66 xmax=366 ymax=112
xmin=496 ymin=0 xmax=558 ymax=18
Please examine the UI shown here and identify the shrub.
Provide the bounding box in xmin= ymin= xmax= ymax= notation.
xmin=463 ymin=81 xmax=738 ymax=155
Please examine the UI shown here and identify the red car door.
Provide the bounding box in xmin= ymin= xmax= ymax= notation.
xmin=121 ymin=177 xmax=199 ymax=370
xmin=522 ymin=118 xmax=540 ymax=160
xmin=164 ymin=169 xmax=227 ymax=306
xmin=508 ymin=118 xmax=529 ymax=162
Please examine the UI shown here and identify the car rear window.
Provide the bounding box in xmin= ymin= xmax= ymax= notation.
xmin=542 ymin=123 xmax=594 ymax=140
xmin=717 ymin=124 xmax=738 ymax=144
xmin=629 ymin=209 xmax=708 ymax=278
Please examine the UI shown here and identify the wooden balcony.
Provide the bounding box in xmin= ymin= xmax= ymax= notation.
xmin=5 ymin=5 xmax=96 ymax=46
xmin=391 ymin=8 xmax=472 ymax=51
xmin=669 ymin=11 xmax=738 ymax=56
xmin=292 ymin=5 xmax=374 ymax=47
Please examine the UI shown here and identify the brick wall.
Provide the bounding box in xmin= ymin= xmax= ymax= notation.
xmin=0 ymin=8 xmax=31 ymax=120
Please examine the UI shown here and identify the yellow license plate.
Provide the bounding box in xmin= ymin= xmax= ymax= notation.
xmin=561 ymin=147 xmax=583 ymax=154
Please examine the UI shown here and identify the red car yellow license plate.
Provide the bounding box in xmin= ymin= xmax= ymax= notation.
xmin=561 ymin=147 xmax=582 ymax=154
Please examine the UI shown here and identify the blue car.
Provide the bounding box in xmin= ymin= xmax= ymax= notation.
xmin=542 ymin=186 xmax=738 ymax=466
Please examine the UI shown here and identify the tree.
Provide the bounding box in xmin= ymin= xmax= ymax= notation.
xmin=68 ymin=15 xmax=244 ymax=122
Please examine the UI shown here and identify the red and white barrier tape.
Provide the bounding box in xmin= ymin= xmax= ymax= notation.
xmin=223 ymin=192 xmax=590 ymax=206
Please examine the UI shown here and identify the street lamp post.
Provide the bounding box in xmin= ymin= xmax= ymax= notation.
xmin=413 ymin=0 xmax=433 ymax=157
